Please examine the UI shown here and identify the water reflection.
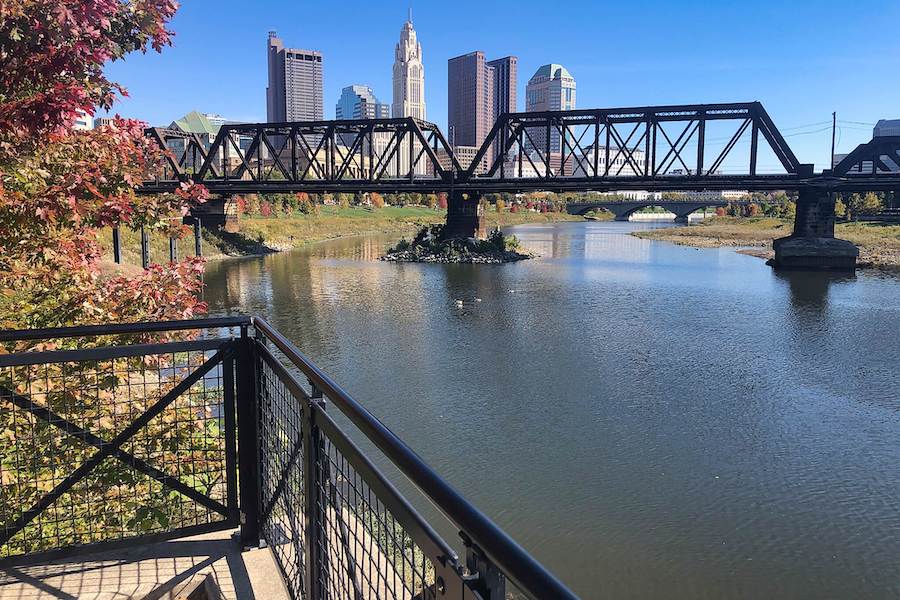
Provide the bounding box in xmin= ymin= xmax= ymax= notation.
xmin=775 ymin=270 xmax=855 ymax=312
xmin=202 ymin=223 xmax=900 ymax=600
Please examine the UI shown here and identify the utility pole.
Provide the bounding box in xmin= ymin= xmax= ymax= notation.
xmin=830 ymin=111 xmax=837 ymax=171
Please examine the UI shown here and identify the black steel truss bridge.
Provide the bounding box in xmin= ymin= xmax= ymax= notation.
xmin=141 ymin=101 xmax=900 ymax=196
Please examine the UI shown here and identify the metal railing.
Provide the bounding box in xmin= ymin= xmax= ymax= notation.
xmin=0 ymin=317 xmax=577 ymax=600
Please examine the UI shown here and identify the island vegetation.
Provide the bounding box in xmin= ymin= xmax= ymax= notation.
xmin=381 ymin=225 xmax=530 ymax=263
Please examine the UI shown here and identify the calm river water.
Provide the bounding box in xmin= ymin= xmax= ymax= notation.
xmin=204 ymin=221 xmax=900 ymax=600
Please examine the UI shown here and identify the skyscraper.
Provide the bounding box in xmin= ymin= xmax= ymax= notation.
xmin=447 ymin=52 xmax=494 ymax=149
xmin=448 ymin=53 xmax=517 ymax=170
xmin=525 ymin=64 xmax=576 ymax=154
xmin=392 ymin=13 xmax=426 ymax=120
xmin=336 ymin=85 xmax=390 ymax=120
xmin=267 ymin=31 xmax=323 ymax=122
xmin=392 ymin=12 xmax=426 ymax=175
xmin=487 ymin=56 xmax=517 ymax=118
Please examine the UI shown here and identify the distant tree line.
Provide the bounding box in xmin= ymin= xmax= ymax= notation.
xmin=833 ymin=191 xmax=895 ymax=220
xmin=233 ymin=191 xmax=449 ymax=216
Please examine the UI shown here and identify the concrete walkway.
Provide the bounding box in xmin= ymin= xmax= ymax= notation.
xmin=0 ymin=530 xmax=287 ymax=600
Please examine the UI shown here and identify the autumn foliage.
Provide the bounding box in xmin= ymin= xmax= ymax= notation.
xmin=0 ymin=1 xmax=226 ymax=556
xmin=0 ymin=0 xmax=209 ymax=331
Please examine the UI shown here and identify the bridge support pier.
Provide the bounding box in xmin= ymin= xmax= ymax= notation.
xmin=769 ymin=189 xmax=858 ymax=271
xmin=443 ymin=192 xmax=486 ymax=239
xmin=673 ymin=214 xmax=690 ymax=224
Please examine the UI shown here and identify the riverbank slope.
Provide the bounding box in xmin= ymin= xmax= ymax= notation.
xmin=101 ymin=206 xmax=583 ymax=263
xmin=632 ymin=217 xmax=900 ymax=268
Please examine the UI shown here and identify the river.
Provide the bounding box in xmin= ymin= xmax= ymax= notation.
xmin=203 ymin=221 xmax=900 ymax=600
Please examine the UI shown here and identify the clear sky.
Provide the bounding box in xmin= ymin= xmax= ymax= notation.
xmin=104 ymin=0 xmax=900 ymax=170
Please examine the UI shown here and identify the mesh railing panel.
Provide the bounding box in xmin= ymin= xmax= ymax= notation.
xmin=257 ymin=355 xmax=306 ymax=599
xmin=314 ymin=431 xmax=438 ymax=600
xmin=0 ymin=348 xmax=232 ymax=558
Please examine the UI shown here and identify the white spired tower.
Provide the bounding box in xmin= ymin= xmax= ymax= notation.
xmin=392 ymin=10 xmax=426 ymax=120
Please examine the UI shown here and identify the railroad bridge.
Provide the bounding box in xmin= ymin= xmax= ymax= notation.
xmin=141 ymin=101 xmax=900 ymax=270
xmin=566 ymin=199 xmax=755 ymax=222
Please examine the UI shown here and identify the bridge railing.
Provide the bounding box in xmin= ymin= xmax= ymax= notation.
xmin=0 ymin=317 xmax=578 ymax=600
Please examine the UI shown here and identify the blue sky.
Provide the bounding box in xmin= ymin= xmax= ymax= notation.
xmin=104 ymin=0 xmax=900 ymax=170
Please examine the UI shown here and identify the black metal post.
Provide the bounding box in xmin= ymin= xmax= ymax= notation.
xmin=112 ymin=228 xmax=121 ymax=264
xmin=831 ymin=111 xmax=837 ymax=171
xmin=464 ymin=536 xmax=507 ymax=600
xmin=169 ymin=236 xmax=177 ymax=263
xmin=303 ymin=391 xmax=326 ymax=599
xmin=193 ymin=219 xmax=202 ymax=257
xmin=223 ymin=347 xmax=239 ymax=522
xmin=140 ymin=226 xmax=150 ymax=269
xmin=236 ymin=328 xmax=261 ymax=547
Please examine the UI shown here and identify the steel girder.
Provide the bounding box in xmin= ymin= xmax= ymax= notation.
xmin=140 ymin=104 xmax=900 ymax=195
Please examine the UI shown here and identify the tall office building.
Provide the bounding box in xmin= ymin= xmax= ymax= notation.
xmin=447 ymin=52 xmax=494 ymax=148
xmin=448 ymin=53 xmax=517 ymax=171
xmin=525 ymin=64 xmax=575 ymax=154
xmin=392 ymin=13 xmax=426 ymax=120
xmin=487 ymin=56 xmax=517 ymax=118
xmin=336 ymin=85 xmax=390 ymax=120
xmin=266 ymin=31 xmax=323 ymax=122
xmin=392 ymin=13 xmax=426 ymax=175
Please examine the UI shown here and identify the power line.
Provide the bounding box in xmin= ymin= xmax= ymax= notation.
xmin=782 ymin=126 xmax=834 ymax=137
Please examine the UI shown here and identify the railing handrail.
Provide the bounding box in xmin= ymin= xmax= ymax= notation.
xmin=0 ymin=316 xmax=252 ymax=343
xmin=252 ymin=316 xmax=579 ymax=600
xmin=0 ymin=315 xmax=577 ymax=598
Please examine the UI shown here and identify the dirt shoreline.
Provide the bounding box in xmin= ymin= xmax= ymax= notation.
xmin=631 ymin=218 xmax=900 ymax=270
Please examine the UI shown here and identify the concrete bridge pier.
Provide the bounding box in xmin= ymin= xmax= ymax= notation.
xmin=443 ymin=192 xmax=486 ymax=239
xmin=769 ymin=189 xmax=858 ymax=271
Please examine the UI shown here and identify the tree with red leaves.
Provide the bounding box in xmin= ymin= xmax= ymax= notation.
xmin=0 ymin=0 xmax=209 ymax=331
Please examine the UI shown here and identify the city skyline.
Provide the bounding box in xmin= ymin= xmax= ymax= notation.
xmin=101 ymin=1 xmax=900 ymax=170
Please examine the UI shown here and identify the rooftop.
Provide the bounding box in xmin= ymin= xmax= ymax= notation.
xmin=531 ymin=63 xmax=573 ymax=82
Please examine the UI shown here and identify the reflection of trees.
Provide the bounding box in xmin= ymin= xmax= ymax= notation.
xmin=202 ymin=238 xmax=431 ymax=364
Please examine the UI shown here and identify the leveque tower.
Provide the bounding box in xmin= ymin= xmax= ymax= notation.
xmin=392 ymin=12 xmax=426 ymax=174
xmin=392 ymin=12 xmax=426 ymax=120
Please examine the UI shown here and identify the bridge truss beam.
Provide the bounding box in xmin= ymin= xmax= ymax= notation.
xmin=464 ymin=101 xmax=801 ymax=183
xmin=141 ymin=103 xmax=900 ymax=196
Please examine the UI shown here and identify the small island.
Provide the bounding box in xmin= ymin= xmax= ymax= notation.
xmin=380 ymin=224 xmax=531 ymax=264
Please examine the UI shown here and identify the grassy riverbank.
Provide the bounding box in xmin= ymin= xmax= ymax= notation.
xmin=100 ymin=205 xmax=582 ymax=265
xmin=632 ymin=217 xmax=900 ymax=268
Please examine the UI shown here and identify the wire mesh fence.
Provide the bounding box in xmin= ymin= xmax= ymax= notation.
xmin=0 ymin=318 xmax=577 ymax=599
xmin=257 ymin=349 xmax=307 ymax=599
xmin=0 ymin=340 xmax=237 ymax=559
xmin=314 ymin=426 xmax=438 ymax=600
xmin=255 ymin=340 xmax=445 ymax=600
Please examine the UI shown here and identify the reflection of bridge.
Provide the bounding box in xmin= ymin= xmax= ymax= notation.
xmin=567 ymin=200 xmax=756 ymax=222
xmin=141 ymin=101 xmax=900 ymax=270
